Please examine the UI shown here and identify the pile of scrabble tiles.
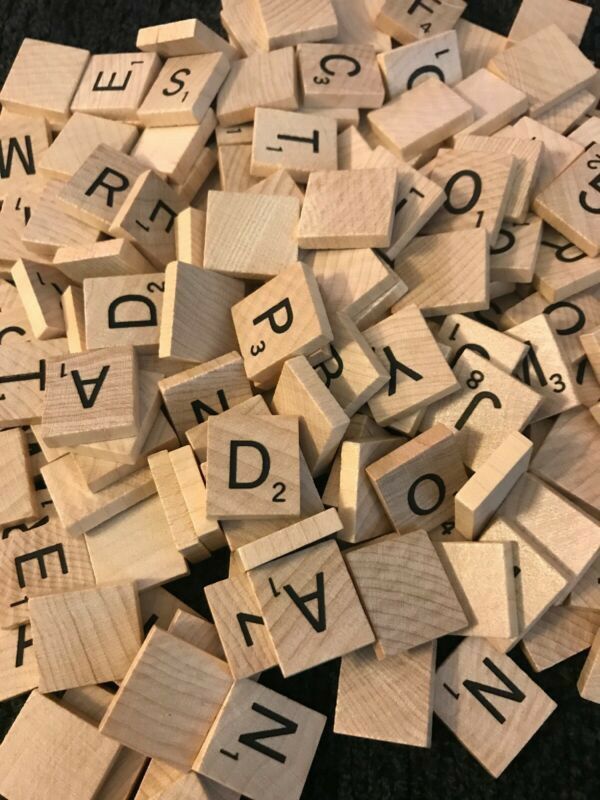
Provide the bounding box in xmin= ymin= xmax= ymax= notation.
xmin=1 ymin=0 xmax=600 ymax=797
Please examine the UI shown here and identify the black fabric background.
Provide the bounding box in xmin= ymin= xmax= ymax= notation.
xmin=0 ymin=2 xmax=599 ymax=798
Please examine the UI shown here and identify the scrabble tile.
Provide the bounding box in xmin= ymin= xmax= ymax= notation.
xmin=41 ymin=346 xmax=138 ymax=446
xmin=330 ymin=0 xmax=391 ymax=52
xmin=0 ymin=38 xmax=90 ymax=125
xmin=425 ymin=149 xmax=517 ymax=241
xmin=171 ymin=445 xmax=226 ymax=552
xmin=134 ymin=117 xmax=216 ymax=185
xmin=204 ymin=191 xmax=299 ymax=279
xmin=71 ymin=52 xmax=162 ymax=120
xmin=53 ymin=238 xmax=155 ymax=283
xmin=453 ymin=70 xmax=529 ymax=136
xmin=487 ymin=25 xmax=596 ymax=118
xmin=435 ymin=541 xmax=518 ymax=637
xmin=220 ymin=0 xmax=269 ymax=57
xmin=368 ymin=79 xmax=474 ymax=161
xmin=298 ymin=168 xmax=397 ymax=249
xmin=11 ymin=259 xmax=70 ymax=339
xmin=454 ymin=432 xmax=532 ymax=539
xmin=536 ymin=88 xmax=596 ymax=135
xmin=136 ymin=17 xmax=239 ymax=60
xmin=511 ymin=116 xmax=584 ymax=193
xmin=205 ymin=572 xmax=278 ymax=679
xmin=454 ymin=19 xmax=507 ymax=77
xmin=509 ymin=0 xmax=591 ymax=46
xmin=109 ymin=170 xmax=187 ymax=269
xmin=378 ymin=30 xmax=461 ymax=98
xmin=435 ymin=637 xmax=556 ymax=777
xmin=437 ymin=313 xmax=528 ymax=373
xmin=232 ymin=261 xmax=332 ymax=388
xmin=392 ymin=229 xmax=489 ymax=317
xmin=187 ymin=394 xmax=270 ymax=463
xmin=248 ymin=539 xmax=374 ymax=675
xmin=366 ymin=423 xmax=467 ymax=532
xmin=522 ymin=606 xmax=600 ymax=673
xmin=375 ymin=0 xmax=466 ymax=45
xmin=0 ymin=115 xmax=51 ymax=193
xmin=218 ymin=143 xmax=260 ymax=192
xmin=491 ymin=215 xmax=543 ymax=284
xmin=0 ymin=623 xmax=39 ymax=701
xmin=217 ymin=47 xmax=298 ymax=126
xmin=255 ymin=0 xmax=338 ymax=48
xmin=42 ymin=455 xmax=155 ymax=535
xmin=206 ymin=414 xmax=300 ymax=519
xmin=272 ymin=355 xmax=349 ymax=476
xmin=175 ymin=207 xmax=207 ymax=265
xmin=0 ymin=690 xmax=121 ymax=800
xmin=167 ymin=609 xmax=225 ymax=662
xmin=84 ymin=494 xmax=188 ymax=591
xmin=99 ymin=627 xmax=233 ymax=769
xmin=159 ymin=261 xmax=244 ymax=363
xmin=335 ymin=642 xmax=435 ymax=746
xmin=0 ymin=517 xmax=96 ymax=628
xmin=534 ymin=229 xmax=600 ymax=301
xmin=62 ymin=285 xmax=86 ymax=353
xmin=251 ymin=108 xmax=337 ymax=182
xmin=0 ymin=187 xmax=54 ymax=268
xmin=298 ymin=43 xmax=385 ymax=109
xmin=422 ymin=350 xmax=543 ymax=469
xmin=29 ymin=583 xmax=141 ymax=692
xmin=138 ymin=53 xmax=230 ymax=126
xmin=246 ymin=167 xmax=305 ymax=204
xmin=0 ymin=428 xmax=40 ymax=527
xmin=194 ymin=679 xmax=325 ymax=800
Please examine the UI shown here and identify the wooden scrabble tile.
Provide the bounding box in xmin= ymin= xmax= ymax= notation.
xmin=0 ymin=115 xmax=51 ymax=194
xmin=138 ymin=53 xmax=230 ymax=126
xmin=172 ymin=445 xmax=226 ymax=552
xmin=337 ymin=125 xmax=373 ymax=170
xmin=454 ymin=432 xmax=532 ymax=539
xmin=109 ymin=170 xmax=187 ymax=269
xmin=248 ymin=539 xmax=374 ymax=675
xmin=298 ymin=168 xmax=397 ymax=249
xmin=272 ymin=355 xmax=350 ymax=475
xmin=194 ymin=679 xmax=325 ymax=800
xmin=578 ymin=627 xmax=600 ymax=702
xmin=531 ymin=408 xmax=600 ymax=518
xmin=491 ymin=215 xmax=543 ymax=284
xmin=453 ymin=70 xmax=529 ymax=136
xmin=375 ymin=0 xmax=466 ymax=45
xmin=507 ymin=313 xmax=580 ymax=420
xmin=232 ymin=261 xmax=332 ymax=388
xmin=569 ymin=553 xmax=600 ymax=611
xmin=218 ymin=143 xmax=259 ymax=192
xmin=509 ymin=0 xmax=591 ymax=46
xmin=174 ymin=146 xmax=218 ymax=204
xmin=134 ymin=118 xmax=216 ymax=185
xmin=378 ymin=30 xmax=461 ymax=98
xmin=71 ymin=52 xmax=162 ymax=119
xmin=22 ymin=180 xmax=101 ymax=257
xmin=53 ymin=238 xmax=154 ymax=283
xmin=205 ymin=572 xmax=278 ymax=679
xmin=521 ymin=606 xmax=600 ymax=672
xmin=435 ymin=541 xmax=518 ymax=637
xmin=536 ymin=88 xmax=596 ymax=135
xmin=39 ymin=112 xmax=138 ymax=182
xmin=511 ymin=116 xmax=584 ymax=192
xmin=368 ymin=79 xmax=474 ymax=161
xmin=0 ymin=622 xmax=38 ymax=701
xmin=236 ymin=508 xmax=342 ymax=571
xmin=422 ymin=354 xmax=540 ymax=471
xmin=392 ymin=229 xmax=489 ymax=317
xmin=425 ymin=149 xmax=517 ymax=241
xmin=11 ymin=259 xmax=70 ymax=339
xmin=364 ymin=304 xmax=458 ymax=424
xmin=0 ymin=428 xmax=41 ymax=527
xmin=41 ymin=346 xmax=138 ymax=446
xmin=42 ymin=455 xmax=155 ymax=535
xmin=437 ymin=313 xmax=528 ymax=373
xmin=99 ymin=626 xmax=233 ymax=768
xmin=250 ymin=108 xmax=337 ymax=182
xmin=246 ymin=168 xmax=305 ymax=205
xmin=254 ymin=0 xmax=337 ymax=48
xmin=0 ymin=187 xmax=55 ymax=268
xmin=29 ymin=582 xmax=141 ymax=692
xmin=62 ymin=285 xmax=86 ymax=353
xmin=217 ymin=47 xmax=298 ymax=126
xmin=366 ymin=423 xmax=467 ymax=532
xmin=175 ymin=207 xmax=206 ymax=265
xmin=135 ymin=760 xmax=185 ymax=800
xmin=0 ymin=517 xmax=96 ymax=628
xmin=0 ymin=38 xmax=90 ymax=125
xmin=298 ymin=42 xmax=384 ymax=109
xmin=220 ymin=0 xmax=269 ymax=57
xmin=335 ymin=641 xmax=435 ymax=746
xmin=488 ymin=25 xmax=596 ymax=118
xmin=0 ymin=690 xmax=121 ymax=800
xmin=137 ymin=17 xmax=239 ymax=60
xmin=535 ymin=230 xmax=600 ymax=302
xmin=329 ymin=0 xmax=391 ymax=52
xmin=85 ymin=494 xmax=188 ymax=591
xmin=0 ymin=338 xmax=69 ymax=426
xmin=454 ymin=19 xmax=507 ymax=77
xmin=206 ymin=414 xmax=300 ymax=519
xmin=187 ymin=394 xmax=270 ymax=463
xmin=167 ymin=609 xmax=225 ymax=661
xmin=204 ymin=190 xmax=299 ymax=279
xmin=435 ymin=637 xmax=556 ymax=777
xmin=158 ymin=262 xmax=244 ymax=367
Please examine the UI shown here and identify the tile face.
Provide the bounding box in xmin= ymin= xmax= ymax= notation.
xmin=298 ymin=42 xmax=385 ymax=108
xmin=194 ymin=679 xmax=326 ymax=800
xmin=255 ymin=0 xmax=338 ymax=49
xmin=0 ymin=623 xmax=39 ymax=702
xmin=345 ymin=531 xmax=467 ymax=654
xmin=378 ymin=30 xmax=462 ymax=98
xmin=29 ymin=583 xmax=142 ymax=692
xmin=248 ymin=540 xmax=375 ymax=676
xmin=509 ymin=0 xmax=591 ymax=46
xmin=435 ymin=637 xmax=557 ymax=778
xmin=437 ymin=313 xmax=527 ymax=374
xmin=376 ymin=0 xmax=467 ymax=45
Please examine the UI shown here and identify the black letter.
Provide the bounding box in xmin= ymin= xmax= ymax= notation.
xmin=85 ymin=167 xmax=130 ymax=208
xmin=191 ymin=389 xmax=229 ymax=424
xmin=163 ymin=68 xmax=191 ymax=97
xmin=108 ymin=295 xmax=157 ymax=328
xmin=229 ymin=441 xmax=270 ymax=489
xmin=71 ymin=365 xmax=110 ymax=409
xmin=317 ymin=345 xmax=343 ymax=388
xmin=14 ymin=543 xmax=68 ymax=589
xmin=252 ymin=298 xmax=294 ymax=334
xmin=15 ymin=624 xmax=33 ymax=668
xmin=237 ymin=612 xmax=265 ymax=647
xmin=383 ymin=345 xmax=423 ymax=396
xmin=407 ymin=473 xmax=445 ymax=515
xmin=463 ymin=657 xmax=526 ymax=724
xmin=283 ymin=572 xmax=326 ymax=632
xmin=238 ymin=703 xmax=299 ymax=763
xmin=0 ymin=135 xmax=35 ymax=179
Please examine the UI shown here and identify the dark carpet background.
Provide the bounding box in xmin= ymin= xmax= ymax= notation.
xmin=0 ymin=2 xmax=599 ymax=798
